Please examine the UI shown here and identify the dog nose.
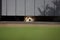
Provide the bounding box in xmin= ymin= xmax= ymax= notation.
xmin=29 ymin=19 xmax=31 ymax=21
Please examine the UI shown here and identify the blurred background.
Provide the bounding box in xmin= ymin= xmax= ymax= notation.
xmin=0 ymin=0 xmax=60 ymax=22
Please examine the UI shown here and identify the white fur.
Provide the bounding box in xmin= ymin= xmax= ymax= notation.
xmin=25 ymin=17 xmax=34 ymax=22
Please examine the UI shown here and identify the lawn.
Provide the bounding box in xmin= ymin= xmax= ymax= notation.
xmin=0 ymin=27 xmax=60 ymax=40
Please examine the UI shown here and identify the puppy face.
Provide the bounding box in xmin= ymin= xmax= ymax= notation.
xmin=24 ymin=16 xmax=35 ymax=22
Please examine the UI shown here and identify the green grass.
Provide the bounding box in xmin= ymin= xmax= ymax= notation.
xmin=0 ymin=27 xmax=60 ymax=40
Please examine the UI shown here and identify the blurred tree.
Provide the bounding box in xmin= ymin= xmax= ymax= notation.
xmin=38 ymin=0 xmax=60 ymax=16
xmin=52 ymin=0 xmax=60 ymax=16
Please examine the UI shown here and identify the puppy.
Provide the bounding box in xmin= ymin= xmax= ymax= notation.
xmin=24 ymin=16 xmax=35 ymax=22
